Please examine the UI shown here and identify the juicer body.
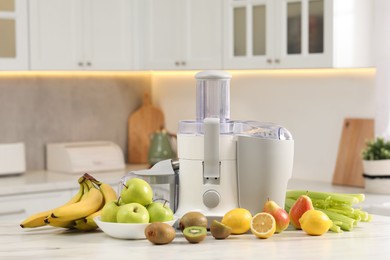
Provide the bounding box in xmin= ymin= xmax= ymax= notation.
xmin=174 ymin=134 xmax=239 ymax=218
xmin=175 ymin=131 xmax=294 ymax=218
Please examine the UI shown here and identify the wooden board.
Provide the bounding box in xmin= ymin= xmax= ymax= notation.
xmin=332 ymin=118 xmax=374 ymax=187
xmin=128 ymin=93 xmax=164 ymax=164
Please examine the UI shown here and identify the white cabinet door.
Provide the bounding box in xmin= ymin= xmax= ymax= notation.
xmin=29 ymin=0 xmax=133 ymax=70
xmin=224 ymin=0 xmax=275 ymax=69
xmin=86 ymin=0 xmax=133 ymax=70
xmin=0 ymin=0 xmax=28 ymax=70
xmin=141 ymin=0 xmax=222 ymax=70
xmin=274 ymin=0 xmax=331 ymax=68
xmin=0 ymin=190 xmax=72 ymax=222
xmin=183 ymin=0 xmax=222 ymax=69
xmin=142 ymin=0 xmax=182 ymax=70
xmin=29 ymin=0 xmax=82 ymax=70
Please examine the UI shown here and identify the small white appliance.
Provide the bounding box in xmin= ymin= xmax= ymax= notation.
xmin=174 ymin=70 xmax=294 ymax=218
xmin=0 ymin=142 xmax=26 ymax=176
xmin=46 ymin=141 xmax=125 ymax=173
xmin=124 ymin=70 xmax=294 ymax=221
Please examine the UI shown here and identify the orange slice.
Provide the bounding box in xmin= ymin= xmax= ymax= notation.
xmin=250 ymin=212 xmax=276 ymax=239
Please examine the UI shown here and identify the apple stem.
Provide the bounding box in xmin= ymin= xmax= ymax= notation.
xmin=123 ymin=183 xmax=128 ymax=189
xmin=116 ymin=197 xmax=121 ymax=205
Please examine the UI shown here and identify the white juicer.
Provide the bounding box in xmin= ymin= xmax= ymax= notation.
xmin=174 ymin=70 xmax=294 ymax=219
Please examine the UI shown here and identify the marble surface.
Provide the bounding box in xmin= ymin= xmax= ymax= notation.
xmin=2 ymin=169 xmax=390 ymax=216
xmin=1 ymin=174 xmax=390 ymax=258
xmin=0 ymin=164 xmax=148 ymax=196
xmin=1 ymin=215 xmax=390 ymax=259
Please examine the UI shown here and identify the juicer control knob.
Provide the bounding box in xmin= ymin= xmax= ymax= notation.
xmin=203 ymin=190 xmax=220 ymax=208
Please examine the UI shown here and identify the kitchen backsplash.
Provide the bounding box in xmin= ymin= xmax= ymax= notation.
xmin=0 ymin=73 xmax=151 ymax=170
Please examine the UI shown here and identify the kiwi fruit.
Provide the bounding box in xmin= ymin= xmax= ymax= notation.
xmin=179 ymin=212 xmax=207 ymax=231
xmin=183 ymin=226 xmax=207 ymax=243
xmin=144 ymin=222 xmax=176 ymax=245
xmin=210 ymin=220 xmax=232 ymax=239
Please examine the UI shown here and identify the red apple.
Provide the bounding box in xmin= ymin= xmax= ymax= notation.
xmin=263 ymin=199 xmax=290 ymax=233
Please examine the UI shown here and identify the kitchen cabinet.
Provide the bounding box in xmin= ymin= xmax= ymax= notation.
xmin=29 ymin=0 xmax=133 ymax=70
xmin=0 ymin=189 xmax=73 ymax=221
xmin=223 ymin=0 xmax=373 ymax=69
xmin=0 ymin=0 xmax=28 ymax=70
xmin=139 ymin=0 xmax=222 ymax=70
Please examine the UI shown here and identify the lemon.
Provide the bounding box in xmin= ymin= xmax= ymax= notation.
xmin=221 ymin=208 xmax=252 ymax=234
xmin=299 ymin=209 xmax=333 ymax=236
xmin=250 ymin=212 xmax=276 ymax=239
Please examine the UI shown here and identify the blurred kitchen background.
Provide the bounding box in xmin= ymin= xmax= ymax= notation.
xmin=0 ymin=0 xmax=386 ymax=184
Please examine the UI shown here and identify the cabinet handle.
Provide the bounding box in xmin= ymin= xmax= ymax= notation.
xmin=86 ymin=62 xmax=92 ymax=66
xmin=0 ymin=209 xmax=26 ymax=216
xmin=175 ymin=61 xmax=180 ymax=66
xmin=181 ymin=61 xmax=186 ymax=66
xmin=274 ymin=59 xmax=280 ymax=64
xmin=266 ymin=59 xmax=272 ymax=64
xmin=78 ymin=62 xmax=84 ymax=66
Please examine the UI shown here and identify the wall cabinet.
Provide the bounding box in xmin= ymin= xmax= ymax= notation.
xmin=223 ymin=0 xmax=373 ymax=69
xmin=29 ymin=0 xmax=133 ymax=70
xmin=139 ymin=0 xmax=222 ymax=70
xmin=0 ymin=0 xmax=28 ymax=70
xmin=0 ymin=190 xmax=73 ymax=221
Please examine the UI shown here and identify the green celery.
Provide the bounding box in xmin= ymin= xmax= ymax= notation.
xmin=330 ymin=222 xmax=343 ymax=233
xmin=316 ymin=208 xmax=356 ymax=231
xmin=286 ymin=190 xmax=361 ymax=205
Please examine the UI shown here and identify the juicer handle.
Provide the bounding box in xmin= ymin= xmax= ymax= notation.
xmin=203 ymin=118 xmax=220 ymax=183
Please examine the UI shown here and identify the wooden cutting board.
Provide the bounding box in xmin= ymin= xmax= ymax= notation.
xmin=332 ymin=118 xmax=374 ymax=187
xmin=128 ymin=93 xmax=164 ymax=164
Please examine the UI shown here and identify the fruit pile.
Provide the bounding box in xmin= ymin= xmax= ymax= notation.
xmin=20 ymin=173 xmax=117 ymax=231
xmin=145 ymin=201 xmax=288 ymax=245
xmin=285 ymin=190 xmax=372 ymax=233
xmin=101 ymin=177 xmax=174 ymax=224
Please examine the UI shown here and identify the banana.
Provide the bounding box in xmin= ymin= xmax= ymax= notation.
xmin=47 ymin=179 xmax=103 ymax=222
xmin=20 ymin=180 xmax=85 ymax=228
xmin=96 ymin=181 xmax=118 ymax=203
xmin=73 ymin=219 xmax=98 ymax=231
xmin=44 ymin=217 xmax=75 ymax=229
xmin=84 ymin=179 xmax=118 ymax=227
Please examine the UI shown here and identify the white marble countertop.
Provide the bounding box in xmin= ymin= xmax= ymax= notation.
xmin=1 ymin=172 xmax=390 ymax=258
xmin=1 ymin=215 xmax=390 ymax=259
xmin=0 ymin=164 xmax=148 ymax=196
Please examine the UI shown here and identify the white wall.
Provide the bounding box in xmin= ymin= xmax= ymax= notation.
xmin=151 ymin=69 xmax=375 ymax=182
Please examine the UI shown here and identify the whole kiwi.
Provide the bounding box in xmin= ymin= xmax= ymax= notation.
xmin=144 ymin=222 xmax=176 ymax=245
xmin=210 ymin=220 xmax=232 ymax=239
xmin=183 ymin=226 xmax=207 ymax=243
xmin=179 ymin=211 xmax=207 ymax=231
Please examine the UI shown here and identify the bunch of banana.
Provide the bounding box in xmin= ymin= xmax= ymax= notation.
xmin=20 ymin=173 xmax=118 ymax=231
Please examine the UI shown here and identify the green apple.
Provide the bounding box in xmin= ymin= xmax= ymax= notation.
xmin=116 ymin=203 xmax=150 ymax=223
xmin=101 ymin=200 xmax=120 ymax=223
xmin=120 ymin=178 xmax=153 ymax=206
xmin=147 ymin=201 xmax=174 ymax=223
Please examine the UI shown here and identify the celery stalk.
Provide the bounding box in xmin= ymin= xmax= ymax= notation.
xmin=286 ymin=190 xmax=361 ymax=205
xmin=329 ymin=222 xmax=343 ymax=233
xmin=316 ymin=208 xmax=356 ymax=231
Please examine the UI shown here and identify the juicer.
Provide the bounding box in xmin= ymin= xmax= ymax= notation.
xmin=174 ymin=70 xmax=294 ymax=218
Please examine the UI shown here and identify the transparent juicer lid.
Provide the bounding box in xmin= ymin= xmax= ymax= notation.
xmin=178 ymin=70 xmax=292 ymax=140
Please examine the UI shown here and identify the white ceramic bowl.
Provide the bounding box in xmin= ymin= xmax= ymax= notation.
xmin=94 ymin=216 xmax=178 ymax=240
